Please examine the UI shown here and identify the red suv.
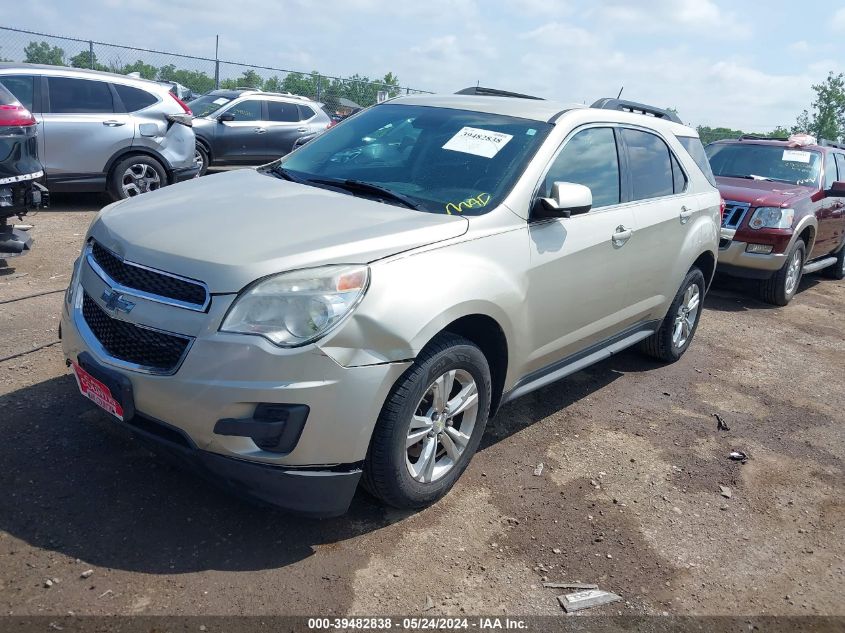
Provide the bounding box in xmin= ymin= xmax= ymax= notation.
xmin=706 ymin=135 xmax=845 ymax=305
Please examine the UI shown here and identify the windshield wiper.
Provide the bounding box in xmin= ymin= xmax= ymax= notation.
xmin=266 ymin=164 xmax=303 ymax=183
xmin=306 ymin=178 xmax=420 ymax=209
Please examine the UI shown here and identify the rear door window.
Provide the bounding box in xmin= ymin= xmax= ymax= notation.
xmin=0 ymin=75 xmax=36 ymax=111
xmin=621 ymin=128 xmax=673 ymax=200
xmin=671 ymin=153 xmax=688 ymax=193
xmin=267 ymin=101 xmax=300 ymax=122
xmin=48 ymin=77 xmax=114 ymax=114
xmin=114 ymin=84 xmax=158 ymax=112
xmin=824 ymin=154 xmax=838 ymax=189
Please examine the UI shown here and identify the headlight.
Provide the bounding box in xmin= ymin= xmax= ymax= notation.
xmin=220 ymin=265 xmax=369 ymax=347
xmin=748 ymin=207 xmax=794 ymax=230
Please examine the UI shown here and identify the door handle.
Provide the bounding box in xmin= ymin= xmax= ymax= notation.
xmin=296 ymin=127 xmax=308 ymax=133
xmin=254 ymin=127 xmax=267 ymax=134
xmin=612 ymin=225 xmax=633 ymax=247
xmin=679 ymin=206 xmax=694 ymax=224
xmin=102 ymin=120 xmax=125 ymax=127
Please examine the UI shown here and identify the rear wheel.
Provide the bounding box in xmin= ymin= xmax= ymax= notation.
xmin=640 ymin=267 xmax=705 ymax=363
xmin=108 ymin=155 xmax=167 ymax=200
xmin=824 ymin=245 xmax=845 ymax=280
xmin=194 ymin=144 xmax=209 ymax=177
xmin=760 ymin=240 xmax=805 ymax=306
xmin=362 ymin=333 xmax=491 ymax=509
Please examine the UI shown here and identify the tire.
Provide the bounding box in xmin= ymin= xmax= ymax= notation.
xmin=640 ymin=267 xmax=706 ymax=363
xmin=194 ymin=144 xmax=209 ymax=177
xmin=108 ymin=154 xmax=168 ymax=201
xmin=824 ymin=244 xmax=845 ymax=280
xmin=760 ymin=240 xmax=805 ymax=306
xmin=362 ymin=332 xmax=492 ymax=509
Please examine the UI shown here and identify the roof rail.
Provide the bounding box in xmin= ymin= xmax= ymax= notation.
xmin=739 ymin=134 xmax=789 ymax=141
xmin=456 ymin=86 xmax=544 ymax=100
xmin=820 ymin=138 xmax=845 ymax=150
xmin=236 ymin=86 xmax=263 ymax=92
xmin=591 ymin=98 xmax=682 ymax=124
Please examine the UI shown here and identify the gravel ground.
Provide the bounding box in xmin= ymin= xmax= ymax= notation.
xmin=1 ymin=193 xmax=843 ymax=618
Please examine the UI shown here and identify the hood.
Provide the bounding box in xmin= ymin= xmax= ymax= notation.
xmin=89 ymin=169 xmax=468 ymax=293
xmin=715 ymin=176 xmax=813 ymax=208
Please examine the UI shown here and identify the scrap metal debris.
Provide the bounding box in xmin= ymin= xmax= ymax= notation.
xmin=533 ymin=462 xmax=544 ymax=476
xmin=543 ymin=582 xmax=599 ymax=590
xmin=729 ymin=450 xmax=749 ymax=463
xmin=719 ymin=485 xmax=732 ymax=499
xmin=557 ymin=588 xmax=622 ymax=612
xmin=713 ymin=413 xmax=730 ymax=431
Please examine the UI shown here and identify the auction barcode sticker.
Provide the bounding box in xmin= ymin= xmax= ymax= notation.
xmin=443 ymin=127 xmax=513 ymax=158
xmin=782 ymin=150 xmax=811 ymax=163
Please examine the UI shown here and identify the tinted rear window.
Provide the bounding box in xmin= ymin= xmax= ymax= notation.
xmin=1 ymin=75 xmax=34 ymax=110
xmin=298 ymin=105 xmax=315 ymax=120
xmin=677 ymin=135 xmax=716 ymax=186
xmin=267 ymin=101 xmax=299 ymax=122
xmin=114 ymin=84 xmax=157 ymax=112
xmin=622 ymin=128 xmax=674 ymax=201
xmin=48 ymin=77 xmax=114 ymax=114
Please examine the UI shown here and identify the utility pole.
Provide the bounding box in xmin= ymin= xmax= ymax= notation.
xmin=214 ymin=34 xmax=220 ymax=89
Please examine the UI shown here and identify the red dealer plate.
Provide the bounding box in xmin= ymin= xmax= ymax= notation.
xmin=71 ymin=362 xmax=124 ymax=421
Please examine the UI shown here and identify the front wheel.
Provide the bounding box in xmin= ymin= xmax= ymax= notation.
xmin=760 ymin=240 xmax=805 ymax=306
xmin=640 ymin=267 xmax=706 ymax=363
xmin=194 ymin=144 xmax=209 ymax=177
xmin=362 ymin=333 xmax=492 ymax=509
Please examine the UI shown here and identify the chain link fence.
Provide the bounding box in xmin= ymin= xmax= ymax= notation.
xmin=0 ymin=25 xmax=431 ymax=114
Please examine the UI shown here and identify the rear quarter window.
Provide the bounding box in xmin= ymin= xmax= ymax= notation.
xmin=677 ymin=135 xmax=716 ymax=186
xmin=114 ymin=84 xmax=158 ymax=112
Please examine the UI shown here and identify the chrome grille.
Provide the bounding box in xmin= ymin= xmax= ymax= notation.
xmin=722 ymin=200 xmax=750 ymax=230
xmin=89 ymin=241 xmax=209 ymax=311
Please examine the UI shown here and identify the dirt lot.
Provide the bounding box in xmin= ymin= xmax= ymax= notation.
xmin=1 ymin=193 xmax=843 ymax=619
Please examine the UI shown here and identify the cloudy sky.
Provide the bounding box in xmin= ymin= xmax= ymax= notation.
xmin=6 ymin=0 xmax=843 ymax=130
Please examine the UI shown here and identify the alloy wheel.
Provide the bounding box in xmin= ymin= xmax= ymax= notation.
xmin=672 ymin=283 xmax=700 ymax=348
xmin=785 ymin=249 xmax=802 ymax=296
xmin=405 ymin=369 xmax=479 ymax=483
xmin=121 ymin=163 xmax=161 ymax=197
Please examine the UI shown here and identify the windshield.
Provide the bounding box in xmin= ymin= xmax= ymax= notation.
xmin=705 ymin=143 xmax=821 ymax=186
xmin=277 ymin=103 xmax=553 ymax=215
xmin=187 ymin=94 xmax=232 ymax=118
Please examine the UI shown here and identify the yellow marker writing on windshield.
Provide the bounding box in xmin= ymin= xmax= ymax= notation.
xmin=445 ymin=192 xmax=491 ymax=215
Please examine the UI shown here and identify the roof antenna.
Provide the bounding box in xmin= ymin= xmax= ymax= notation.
xmin=617 ymin=86 xmax=624 ymax=99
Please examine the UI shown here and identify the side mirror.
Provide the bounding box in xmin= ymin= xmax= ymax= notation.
xmin=533 ymin=182 xmax=593 ymax=219
xmin=217 ymin=113 xmax=235 ymax=123
xmin=828 ymin=181 xmax=845 ymax=196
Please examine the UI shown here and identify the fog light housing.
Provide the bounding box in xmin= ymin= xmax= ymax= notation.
xmin=746 ymin=243 xmax=774 ymax=254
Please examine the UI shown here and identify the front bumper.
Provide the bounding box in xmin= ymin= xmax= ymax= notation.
xmin=60 ymin=262 xmax=411 ymax=514
xmin=717 ymin=239 xmax=787 ymax=279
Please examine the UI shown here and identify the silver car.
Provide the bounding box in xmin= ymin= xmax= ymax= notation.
xmin=0 ymin=63 xmax=198 ymax=200
xmin=61 ymin=91 xmax=720 ymax=516
xmin=188 ymin=89 xmax=333 ymax=175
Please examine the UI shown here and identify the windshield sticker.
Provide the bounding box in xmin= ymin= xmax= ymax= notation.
xmin=782 ymin=150 xmax=811 ymax=164
xmin=212 ymin=97 xmax=229 ymax=105
xmin=445 ymin=192 xmax=492 ymax=215
xmin=442 ymin=127 xmax=513 ymax=158
xmin=526 ymin=128 xmax=537 ymax=136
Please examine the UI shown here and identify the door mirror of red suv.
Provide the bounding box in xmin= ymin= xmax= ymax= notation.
xmin=828 ymin=181 xmax=845 ymax=197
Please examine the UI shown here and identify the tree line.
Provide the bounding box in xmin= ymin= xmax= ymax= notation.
xmin=20 ymin=40 xmax=404 ymax=108
xmin=686 ymin=72 xmax=845 ymax=144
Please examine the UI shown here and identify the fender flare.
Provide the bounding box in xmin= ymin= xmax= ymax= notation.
xmin=789 ymin=215 xmax=818 ymax=252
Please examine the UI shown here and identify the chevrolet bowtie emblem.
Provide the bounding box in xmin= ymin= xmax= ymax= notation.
xmin=101 ymin=288 xmax=135 ymax=315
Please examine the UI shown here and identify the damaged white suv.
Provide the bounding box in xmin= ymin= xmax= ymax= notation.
xmin=61 ymin=89 xmax=720 ymax=516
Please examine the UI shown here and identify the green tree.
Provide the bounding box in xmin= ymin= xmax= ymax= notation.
xmin=24 ymin=40 xmax=65 ymax=65
xmin=158 ymin=65 xmax=215 ymax=94
xmin=68 ymin=50 xmax=108 ymax=71
xmin=263 ymin=74 xmax=283 ymax=92
xmin=120 ymin=59 xmax=158 ymax=80
xmin=792 ymin=72 xmax=845 ymax=141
